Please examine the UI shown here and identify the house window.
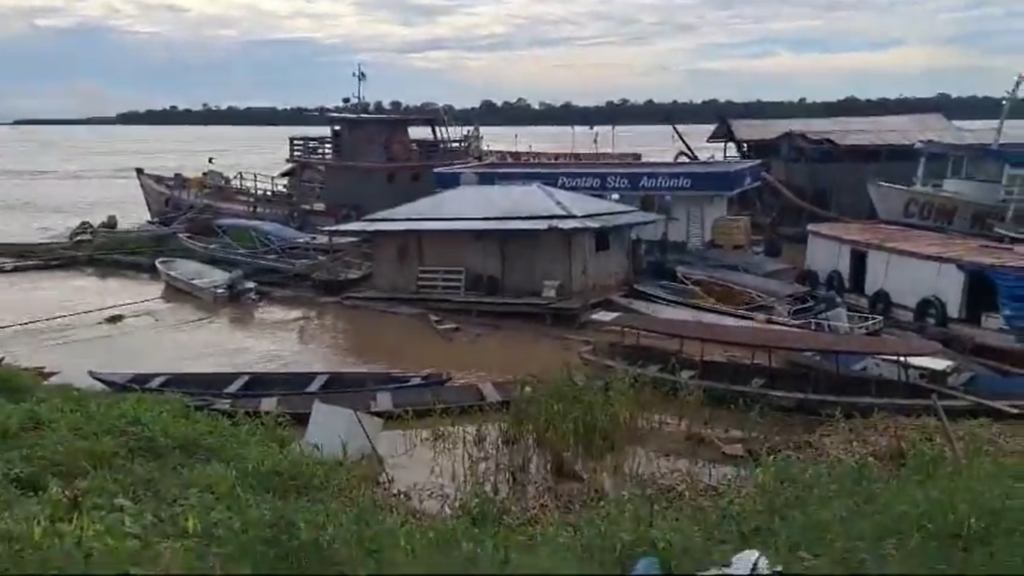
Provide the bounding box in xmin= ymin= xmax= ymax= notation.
xmin=594 ymin=230 xmax=611 ymax=252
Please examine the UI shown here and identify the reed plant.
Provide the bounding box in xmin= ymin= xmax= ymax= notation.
xmin=0 ymin=365 xmax=1021 ymax=573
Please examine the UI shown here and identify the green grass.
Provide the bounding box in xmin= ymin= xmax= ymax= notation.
xmin=1 ymin=366 xmax=1022 ymax=573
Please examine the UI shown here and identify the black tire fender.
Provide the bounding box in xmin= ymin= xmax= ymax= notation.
xmin=795 ymin=269 xmax=820 ymax=290
xmin=824 ymin=270 xmax=846 ymax=296
xmin=913 ymin=295 xmax=949 ymax=328
xmin=762 ymin=236 xmax=783 ymax=258
xmin=867 ymin=289 xmax=893 ymax=317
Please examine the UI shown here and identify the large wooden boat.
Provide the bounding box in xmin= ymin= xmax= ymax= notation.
xmin=137 ymin=112 xmax=478 ymax=231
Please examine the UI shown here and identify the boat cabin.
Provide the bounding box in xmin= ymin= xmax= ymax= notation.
xmin=912 ymin=141 xmax=1024 ymax=207
xmin=804 ymin=222 xmax=1024 ymax=332
xmin=433 ymin=160 xmax=764 ymax=247
xmin=285 ymin=113 xmax=476 ymax=219
xmin=322 ymin=183 xmax=662 ymax=302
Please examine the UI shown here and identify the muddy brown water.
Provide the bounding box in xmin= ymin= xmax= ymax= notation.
xmin=0 ymin=269 xmax=582 ymax=387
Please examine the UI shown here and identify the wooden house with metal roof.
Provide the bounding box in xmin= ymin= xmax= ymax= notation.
xmin=323 ymin=183 xmax=662 ymax=317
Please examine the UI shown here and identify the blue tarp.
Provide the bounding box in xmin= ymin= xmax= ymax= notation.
xmin=434 ymin=160 xmax=765 ymax=196
xmin=984 ymin=269 xmax=1024 ymax=331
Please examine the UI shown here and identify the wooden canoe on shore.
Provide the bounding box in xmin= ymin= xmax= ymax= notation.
xmin=87 ymin=369 xmax=452 ymax=398
xmin=579 ymin=342 xmax=1024 ymax=420
xmin=190 ymin=380 xmax=522 ymax=422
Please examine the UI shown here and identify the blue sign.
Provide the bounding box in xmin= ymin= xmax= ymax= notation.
xmin=434 ymin=161 xmax=763 ymax=196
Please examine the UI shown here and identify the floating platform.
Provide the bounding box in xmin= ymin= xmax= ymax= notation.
xmin=339 ymin=290 xmax=599 ymax=322
xmin=434 ymin=160 xmax=765 ymax=196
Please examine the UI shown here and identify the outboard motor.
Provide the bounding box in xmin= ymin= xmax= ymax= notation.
xmin=224 ymin=270 xmax=254 ymax=302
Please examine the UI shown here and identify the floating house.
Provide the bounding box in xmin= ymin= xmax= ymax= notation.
xmin=322 ymin=183 xmax=662 ymax=316
xmin=433 ymin=160 xmax=763 ymax=246
xmin=706 ymin=114 xmax=1005 ymax=223
xmin=803 ymin=222 xmax=1024 ymax=334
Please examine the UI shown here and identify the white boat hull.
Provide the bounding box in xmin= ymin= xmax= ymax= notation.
xmin=866 ymin=181 xmax=1006 ymax=237
xmin=155 ymin=257 xmax=257 ymax=303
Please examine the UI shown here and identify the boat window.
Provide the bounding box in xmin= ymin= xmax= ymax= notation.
xmin=411 ymin=172 xmax=421 ymax=182
xmin=594 ymin=230 xmax=611 ymax=252
xmin=386 ymin=172 xmax=396 ymax=184
xmin=1006 ymin=172 xmax=1024 ymax=198
xmin=948 ymin=155 xmax=966 ymax=178
xmin=964 ymin=155 xmax=1004 ymax=183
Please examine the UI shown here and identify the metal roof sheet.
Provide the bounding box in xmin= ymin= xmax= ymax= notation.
xmin=324 ymin=211 xmax=662 ymax=232
xmin=807 ymin=222 xmax=1024 ymax=269
xmin=707 ymin=113 xmax=969 ymax=147
xmin=321 ymin=183 xmax=663 ymax=233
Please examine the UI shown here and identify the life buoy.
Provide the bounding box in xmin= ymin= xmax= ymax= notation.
xmin=824 ymin=270 xmax=846 ymax=296
xmin=867 ymin=289 xmax=893 ymax=317
xmin=795 ymin=269 xmax=820 ymax=290
xmin=913 ymin=296 xmax=949 ymax=328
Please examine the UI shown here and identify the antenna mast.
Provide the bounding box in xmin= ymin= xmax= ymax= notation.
xmin=352 ymin=64 xmax=367 ymax=104
xmin=992 ymin=72 xmax=1023 ymax=149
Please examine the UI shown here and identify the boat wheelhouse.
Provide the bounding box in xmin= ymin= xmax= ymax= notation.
xmin=433 ymin=160 xmax=764 ymax=247
xmin=803 ymin=222 xmax=1024 ymax=336
xmin=136 ymin=112 xmax=477 ymax=231
xmin=866 ymin=73 xmax=1024 ymax=238
xmin=866 ymin=141 xmax=1024 ymax=237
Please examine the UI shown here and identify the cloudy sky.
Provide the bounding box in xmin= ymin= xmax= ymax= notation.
xmin=0 ymin=0 xmax=1020 ymax=119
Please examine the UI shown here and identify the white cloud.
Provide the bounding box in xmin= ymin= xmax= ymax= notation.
xmin=0 ymin=0 xmax=1020 ymax=101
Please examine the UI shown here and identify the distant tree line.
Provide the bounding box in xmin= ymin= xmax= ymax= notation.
xmin=10 ymin=93 xmax=1019 ymax=126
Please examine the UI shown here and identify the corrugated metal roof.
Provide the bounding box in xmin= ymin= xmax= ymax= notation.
xmin=807 ymin=222 xmax=1024 ymax=269
xmin=321 ymin=183 xmax=663 ymax=233
xmin=707 ymin=113 xmax=969 ymax=147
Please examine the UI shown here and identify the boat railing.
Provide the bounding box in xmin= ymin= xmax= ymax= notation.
xmin=791 ymin=311 xmax=884 ymax=335
xmin=231 ymin=172 xmax=293 ymax=197
xmin=289 ymin=136 xmax=333 ymax=161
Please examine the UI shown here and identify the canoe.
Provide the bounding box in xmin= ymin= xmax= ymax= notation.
xmin=578 ymin=342 xmax=1024 ymax=419
xmin=87 ymin=369 xmax=452 ymax=398
xmin=190 ymin=380 xmax=522 ymax=422
xmin=155 ymin=257 xmax=258 ymax=303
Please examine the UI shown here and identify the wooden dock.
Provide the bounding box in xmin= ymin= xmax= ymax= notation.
xmin=339 ymin=290 xmax=598 ymax=323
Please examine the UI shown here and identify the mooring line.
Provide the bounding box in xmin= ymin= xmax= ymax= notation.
xmin=0 ymin=296 xmax=163 ymax=331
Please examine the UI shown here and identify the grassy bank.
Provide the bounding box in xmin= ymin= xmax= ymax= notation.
xmin=1 ymin=365 xmax=1022 ymax=573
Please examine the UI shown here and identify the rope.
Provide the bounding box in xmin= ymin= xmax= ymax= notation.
xmin=0 ymin=296 xmax=162 ymax=331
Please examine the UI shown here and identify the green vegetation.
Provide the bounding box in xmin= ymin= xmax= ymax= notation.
xmin=10 ymin=93 xmax=1020 ymax=127
xmin=1 ymin=365 xmax=1022 ymax=573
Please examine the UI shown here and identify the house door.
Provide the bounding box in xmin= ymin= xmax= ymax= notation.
xmin=501 ymin=233 xmax=542 ymax=297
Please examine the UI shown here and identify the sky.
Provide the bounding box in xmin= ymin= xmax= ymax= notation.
xmin=0 ymin=0 xmax=1020 ymax=119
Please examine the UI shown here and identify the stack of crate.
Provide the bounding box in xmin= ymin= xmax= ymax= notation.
xmin=710 ymin=216 xmax=752 ymax=250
